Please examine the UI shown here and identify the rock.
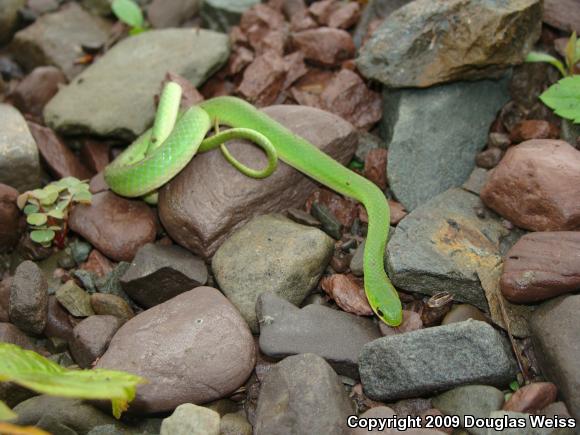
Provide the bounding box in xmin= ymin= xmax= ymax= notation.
xmin=320 ymin=273 xmax=373 ymax=316
xmin=56 ymin=280 xmax=94 ymax=317
xmin=379 ymin=310 xmax=423 ymax=336
xmin=256 ymin=292 xmax=380 ymax=378
xmin=254 ymin=353 xmax=353 ymax=435
xmin=305 ymin=188 xmax=358 ymax=228
xmin=540 ymin=401 xmax=573 ymax=419
xmin=90 ymin=293 xmax=134 ymax=323
xmin=291 ymin=28 xmax=355 ymax=67
xmin=69 ymin=192 xmax=157 ymax=262
xmin=353 ymin=0 xmax=412 ymax=47
xmin=356 ymin=0 xmax=542 ymax=88
xmin=0 ymin=0 xmax=24 ymax=44
xmin=79 ymin=140 xmax=110 ymax=174
xmin=70 ymin=315 xmax=122 ymax=368
xmin=387 ymin=188 xmax=509 ymax=310
xmin=529 ymin=295 xmax=580 ymax=420
xmin=43 ymin=296 xmax=74 ymax=341
xmin=159 ymin=105 xmax=357 ymax=259
xmin=500 ymin=232 xmax=580 ymax=303
xmin=510 ymin=120 xmax=559 ymax=143
xmin=442 ymin=304 xmax=488 ymax=325
xmin=355 ymin=131 xmax=383 ymax=162
xmin=481 ymin=140 xmax=580 ymax=231
xmin=96 ymin=287 xmax=255 ymax=414
xmin=10 ymin=66 xmax=67 ymax=117
xmin=0 ymin=280 xmax=11 ymax=323
xmin=476 ymin=148 xmax=504 ymax=169
xmin=81 ymin=249 xmax=114 ymax=278
xmin=382 ymin=80 xmax=509 ymax=211
xmin=119 ymin=243 xmax=207 ymax=308
xmin=237 ymin=52 xmax=287 ymax=107
xmin=485 ymin=410 xmax=563 ymax=435
xmin=0 ymin=322 xmax=35 ymax=349
xmin=220 ymin=412 xmax=252 ymax=435
xmin=328 ymin=2 xmax=360 ymax=29
xmin=147 ymin=0 xmax=202 ymax=28
xmin=364 ymin=148 xmax=388 ymax=190
xmin=44 ymin=29 xmax=229 ymax=139
xmin=9 ymin=260 xmax=48 ymax=334
xmin=160 ymin=403 xmax=220 ymax=435
xmin=0 ymin=104 xmax=41 ymax=192
xmin=212 ymin=214 xmax=334 ymax=332
xmin=201 ymin=0 xmax=260 ymax=32
xmin=543 ymin=0 xmax=580 ymax=33
xmin=350 ymin=406 xmax=447 ymax=434
xmin=503 ymin=382 xmax=558 ymax=413
xmin=10 ymin=3 xmax=110 ymax=79
xmin=462 ymin=168 xmax=490 ymax=196
xmin=359 ymin=320 xmax=517 ymax=401
xmin=0 ymin=184 xmax=21 ymax=252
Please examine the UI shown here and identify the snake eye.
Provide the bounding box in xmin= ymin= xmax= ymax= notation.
xmin=377 ymin=309 xmax=384 ymax=317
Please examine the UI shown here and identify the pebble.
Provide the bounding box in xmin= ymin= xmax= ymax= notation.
xmin=220 ymin=412 xmax=252 ymax=435
xmin=80 ymin=249 xmax=114 ymax=278
xmin=441 ymin=304 xmax=488 ymax=325
xmin=79 ymin=139 xmax=110 ymax=174
xmin=147 ymin=0 xmax=202 ymax=28
xmin=503 ymin=382 xmax=558 ymax=413
xmin=364 ymin=148 xmax=388 ymax=190
xmin=43 ymin=295 xmax=74 ymax=341
xmin=543 ymin=0 xmax=580 ymax=33
xmin=509 ymin=120 xmax=559 ymax=143
xmin=0 ymin=322 xmax=35 ymax=349
xmin=320 ymin=274 xmax=373 ymax=316
xmin=476 ymin=148 xmax=504 ymax=169
xmin=10 ymin=66 xmax=66 ymax=118
xmin=462 ymin=167 xmax=490 ymax=196
xmin=160 ymin=403 xmax=220 ymax=435
xmin=291 ymin=27 xmax=355 ymax=67
xmin=0 ymin=183 xmax=21 ymax=253
xmin=55 ymin=280 xmax=94 ymax=317
xmin=379 ymin=310 xmax=423 ymax=336
xmin=90 ymin=293 xmax=134 ymax=324
xmin=69 ymin=315 xmax=122 ymax=368
xmin=305 ymin=188 xmax=358 ymax=228
xmin=311 ymin=202 xmax=343 ymax=239
xmin=9 ymin=260 xmax=48 ymax=334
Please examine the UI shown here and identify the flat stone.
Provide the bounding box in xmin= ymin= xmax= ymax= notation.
xmin=96 ymin=287 xmax=255 ymax=414
xmin=55 ymin=280 xmax=95 ymax=317
xmin=356 ymin=0 xmax=542 ymax=88
xmin=201 ymin=0 xmax=260 ymax=32
xmin=359 ymin=320 xmax=517 ymax=401
xmin=482 ymin=140 xmax=580 ymax=231
xmin=256 ymin=292 xmax=380 ymax=378
xmin=158 ymin=104 xmax=357 ymax=259
xmin=10 ymin=3 xmax=110 ymax=79
xmin=0 ymin=0 xmax=24 ymax=44
xmin=386 ymin=188 xmax=509 ymax=310
xmin=529 ymin=295 xmax=580 ymax=420
xmin=212 ymin=214 xmax=334 ymax=332
xmin=120 ymin=243 xmax=207 ymax=308
xmin=543 ymin=0 xmax=580 ymax=33
xmin=70 ymin=315 xmax=122 ymax=368
xmin=0 ymin=184 xmax=21 ymax=252
xmin=44 ymin=29 xmax=229 ymax=139
xmin=0 ymin=104 xmax=41 ymax=192
xmin=382 ymin=80 xmax=509 ymax=211
xmin=160 ymin=403 xmax=220 ymax=435
xmin=254 ymin=353 xmax=354 ymax=435
xmin=9 ymin=260 xmax=48 ymax=334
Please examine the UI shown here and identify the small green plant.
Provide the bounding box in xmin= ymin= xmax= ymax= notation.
xmin=112 ymin=0 xmax=148 ymax=35
xmin=526 ymin=32 xmax=579 ymax=77
xmin=17 ymin=177 xmax=92 ymax=248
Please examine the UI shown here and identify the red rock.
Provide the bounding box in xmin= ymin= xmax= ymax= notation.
xmin=388 ymin=200 xmax=407 ymax=225
xmin=0 ymin=183 xmax=21 ymax=252
xmin=291 ymin=27 xmax=355 ymax=67
xmin=476 ymin=148 xmax=504 ymax=169
xmin=69 ymin=191 xmax=157 ymax=262
xmin=80 ymin=249 xmax=114 ymax=278
xmin=305 ymin=188 xmax=358 ymax=228
xmin=240 ymin=4 xmax=287 ymax=55
xmin=510 ymin=120 xmax=560 ymax=143
xmin=227 ymin=46 xmax=254 ymax=76
xmin=543 ymin=0 xmax=580 ymax=33
xmin=27 ymin=122 xmax=93 ymax=180
xmin=501 ymin=232 xmax=580 ymax=303
xmin=503 ymin=382 xmax=558 ymax=413
xmin=308 ymin=0 xmax=337 ymax=25
xmin=0 ymin=323 xmax=35 ymax=350
xmin=320 ymin=274 xmax=373 ymax=316
xmin=282 ymin=52 xmax=307 ymax=89
xmin=481 ymin=140 xmax=580 ymax=231
xmin=328 ymin=2 xmax=360 ymax=29
xmin=237 ymin=52 xmax=287 ymax=106
xmin=290 ymin=11 xmax=318 ymax=32
xmin=9 ymin=66 xmax=66 ymax=117
xmin=364 ymin=148 xmax=388 ymax=189
xmin=379 ymin=310 xmax=423 ymax=336
xmin=79 ymin=139 xmax=110 ymax=173
xmin=43 ymin=296 xmax=73 ymax=341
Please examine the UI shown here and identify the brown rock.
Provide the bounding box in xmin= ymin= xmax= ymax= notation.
xmin=543 ymin=0 xmax=580 ymax=33
xmin=291 ymin=27 xmax=355 ymax=67
xmin=240 ymin=4 xmax=287 ymax=55
xmin=69 ymin=191 xmax=157 ymax=261
xmin=282 ymin=52 xmax=308 ymax=90
xmin=305 ymin=188 xmax=358 ymax=228
xmin=388 ymin=200 xmax=407 ymax=225
xmin=43 ymin=295 xmax=74 ymax=341
xmin=509 ymin=120 xmax=560 ymax=143
xmin=70 ymin=315 xmax=123 ymax=368
xmin=308 ymin=0 xmax=337 ymax=24
xmin=80 ymin=249 xmax=114 ymax=278
xmin=476 ymin=148 xmax=504 ymax=169
xmin=158 ymin=105 xmax=357 ymax=259
xmin=0 ymin=278 xmax=11 ymax=322
xmin=500 ymin=232 xmax=580 ymax=303
xmin=89 ymin=172 xmax=109 ymax=194
xmin=227 ymin=46 xmax=254 ymax=76
xmin=79 ymin=139 xmax=110 ymax=174
xmin=481 ymin=140 xmax=580 ymax=231
xmin=237 ymin=52 xmax=287 ymax=106
xmin=364 ymin=148 xmax=388 ymax=189
xmin=9 ymin=260 xmax=48 ymax=335
xmin=328 ymin=2 xmax=360 ymax=29
xmin=27 ymin=122 xmax=93 ymax=180
xmin=488 ymin=132 xmax=511 ymax=150
xmin=442 ymin=304 xmax=488 ymax=325
xmin=147 ymin=0 xmax=201 ymax=28
xmin=290 ymin=11 xmax=318 ymax=32
xmin=379 ymin=310 xmax=423 ymax=336
xmin=10 ymin=66 xmax=66 ymax=117
xmin=503 ymin=382 xmax=558 ymax=413
xmin=0 ymin=323 xmax=35 ymax=350
xmin=0 ymin=183 xmax=21 ymax=252
xmin=90 ymin=293 xmax=134 ymax=323
xmin=320 ymin=274 xmax=373 ymax=316
xmin=160 ymin=72 xmax=205 ymax=110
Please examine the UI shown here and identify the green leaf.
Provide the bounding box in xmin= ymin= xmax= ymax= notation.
xmin=0 ymin=343 xmax=146 ymax=419
xmin=509 ymin=380 xmax=520 ymax=392
xmin=46 ymin=209 xmax=64 ymax=220
xmin=72 ymin=190 xmax=92 ymax=204
xmin=540 ymin=76 xmax=580 ymax=124
xmin=30 ymin=230 xmax=55 ymax=244
xmin=525 ymin=51 xmax=567 ymax=76
xmin=565 ymin=32 xmax=578 ymax=73
xmin=111 ymin=0 xmax=144 ymax=28
xmin=39 ymin=190 xmax=58 ymax=206
xmin=26 ymin=213 xmax=47 ymax=226
xmin=22 ymin=204 xmax=39 ymax=215
xmin=129 ymin=26 xmax=147 ymax=36
xmin=17 ymin=192 xmax=30 ymax=210
xmin=0 ymin=400 xmax=16 ymax=421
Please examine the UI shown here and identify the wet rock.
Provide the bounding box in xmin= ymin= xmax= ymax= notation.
xmin=96 ymin=288 xmax=255 ymax=414
xmin=0 ymin=104 xmax=41 ymax=192
xmin=357 ymin=0 xmax=542 ymax=88
xmin=291 ymin=28 xmax=355 ymax=67
xmin=201 ymin=0 xmax=260 ymax=32
xmin=160 ymin=403 xmax=220 ymax=435
xmin=543 ymin=0 xmax=580 ymax=33
xmin=442 ymin=304 xmax=488 ymax=325
xmin=0 ymin=184 xmax=21 ymax=252
xmin=503 ymin=382 xmax=557 ymax=413
xmin=55 ymin=280 xmax=95 ymax=317
xmin=28 ymin=122 xmax=93 ymax=180
xmin=476 ymin=148 xmax=504 ymax=169
xmin=0 ymin=322 xmax=35 ymax=349
xmin=510 ymin=120 xmax=559 ymax=143
xmin=254 ymin=353 xmax=353 ymax=435
xmin=500 ymin=232 xmax=580 ymax=303
xmin=529 ymin=295 xmax=580 ymax=420
xmin=70 ymin=315 xmax=122 ymax=368
xmin=237 ymin=52 xmax=287 ymax=107
xmin=481 ymin=140 xmax=580 ymax=231
xmin=119 ymin=243 xmax=207 ymax=308
xmin=10 ymin=3 xmax=110 ymax=79
xmin=90 ymin=293 xmax=134 ymax=323
xmin=212 ymin=214 xmax=333 ymax=332
xmin=387 ymin=188 xmax=509 ymax=310
xmin=364 ymin=148 xmax=388 ymax=190
xmin=147 ymin=0 xmax=202 ymax=28
xmin=79 ymin=140 xmax=110 ymax=174
xmin=159 ymin=105 xmax=356 ymax=258
xmin=359 ymin=320 xmax=517 ymax=401
xmin=383 ymin=80 xmax=509 ymax=211
xmin=320 ymin=274 xmax=373 ymax=316
xmin=256 ymin=292 xmax=380 ymax=377
xmin=69 ymin=192 xmax=157 ymax=262
xmin=379 ymin=310 xmax=423 ymax=336
xmin=43 ymin=295 xmax=74 ymax=341
xmin=10 ymin=66 xmax=66 ymax=117
xmin=9 ymin=260 xmax=48 ymax=334
xmin=45 ymin=29 xmax=229 ymax=139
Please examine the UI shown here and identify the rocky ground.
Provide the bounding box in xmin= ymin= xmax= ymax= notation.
xmin=0 ymin=0 xmax=579 ymax=434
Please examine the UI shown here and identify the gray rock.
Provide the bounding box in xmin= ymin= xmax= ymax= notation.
xmin=485 ymin=411 xmax=563 ymax=435
xmin=44 ymin=29 xmax=229 ymax=139
xmin=353 ymin=0 xmax=412 ymax=48
xmin=201 ymin=0 xmax=260 ymax=32
xmin=359 ymin=320 xmax=517 ymax=401
xmin=382 ymin=80 xmax=509 ymax=211
xmin=147 ymin=0 xmax=202 ymax=28
xmin=350 ymin=406 xmax=446 ymax=434
xmin=463 ymin=168 xmax=491 ymax=196
xmin=356 ymin=0 xmax=542 ymax=88
xmin=386 ymin=188 xmax=509 ymax=310
xmin=355 ymin=131 xmax=384 ymax=162
xmin=160 ymin=403 xmax=220 ymax=435
xmin=96 ymin=287 xmax=255 ymax=414
xmin=220 ymin=412 xmax=252 ymax=435
xmin=56 ymin=281 xmax=95 ymax=317
xmin=10 ymin=3 xmax=110 ymax=79
xmin=70 ymin=315 xmax=123 ymax=368
xmin=256 ymin=292 xmax=381 ymax=378
xmin=9 ymin=260 xmax=48 ymax=334
xmin=0 ymin=0 xmax=25 ymax=44
xmin=529 ymin=295 xmax=580 ymax=420
xmin=120 ymin=243 xmax=207 ymax=308
xmin=254 ymin=353 xmax=354 ymax=435
xmin=212 ymin=214 xmax=334 ymax=332
xmin=81 ymin=0 xmax=114 ymax=16
xmin=350 ymin=229 xmax=393 ymax=277
xmin=0 ymin=104 xmax=41 ymax=192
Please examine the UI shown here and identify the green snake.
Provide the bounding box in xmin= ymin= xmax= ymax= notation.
xmin=104 ymin=82 xmax=403 ymax=326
